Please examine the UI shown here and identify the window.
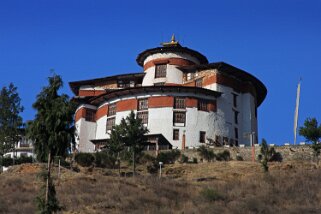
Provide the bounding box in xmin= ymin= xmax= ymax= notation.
xmin=137 ymin=111 xmax=148 ymax=124
xmin=138 ymin=99 xmax=148 ymax=111
xmin=173 ymin=129 xmax=179 ymax=140
xmin=198 ymin=99 xmax=208 ymax=111
xmin=108 ymin=103 xmax=116 ymax=116
xmin=232 ymin=93 xmax=238 ymax=108
xmin=155 ymin=64 xmax=167 ymax=78
xmin=106 ymin=117 xmax=116 ymax=131
xmin=195 ymin=78 xmax=203 ymax=87
xmin=255 ymin=107 xmax=257 ymax=118
xmin=199 ymin=131 xmax=206 ymax=143
xmin=234 ymin=110 xmax=238 ymax=124
xmin=154 ymin=82 xmax=165 ymax=86
xmin=235 ymin=127 xmax=239 ymax=139
xmin=85 ymin=109 xmax=95 ymax=122
xmin=173 ymin=112 xmax=186 ymax=124
xmin=174 ymin=97 xmax=186 ymax=109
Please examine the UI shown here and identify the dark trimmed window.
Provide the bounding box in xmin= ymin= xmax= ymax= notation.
xmin=198 ymin=99 xmax=208 ymax=111
xmin=108 ymin=103 xmax=116 ymax=116
xmin=173 ymin=129 xmax=179 ymax=140
xmin=106 ymin=117 xmax=116 ymax=131
xmin=138 ymin=99 xmax=148 ymax=111
xmin=233 ymin=93 xmax=238 ymax=108
xmin=155 ymin=64 xmax=167 ymax=78
xmin=173 ymin=112 xmax=186 ymax=124
xmin=195 ymin=78 xmax=203 ymax=87
xmin=235 ymin=127 xmax=239 ymax=139
xmin=137 ymin=111 xmax=148 ymax=124
xmin=174 ymin=97 xmax=186 ymax=109
xmin=199 ymin=131 xmax=206 ymax=143
xmin=234 ymin=110 xmax=238 ymax=124
xmin=85 ymin=109 xmax=95 ymax=122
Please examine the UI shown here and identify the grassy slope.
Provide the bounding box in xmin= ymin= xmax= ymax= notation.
xmin=0 ymin=161 xmax=320 ymax=214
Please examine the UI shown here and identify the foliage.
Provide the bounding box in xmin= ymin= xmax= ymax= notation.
xmin=74 ymin=153 xmax=95 ymax=167
xmin=260 ymin=139 xmax=276 ymax=172
xmin=157 ymin=150 xmax=181 ymax=164
xmin=108 ymin=111 xmax=149 ymax=174
xmin=197 ymin=146 xmax=215 ymax=162
xmin=236 ymin=154 xmax=244 ymax=161
xmin=26 ymin=74 xmax=76 ymax=162
xmin=299 ymin=118 xmax=321 ymax=158
xmin=180 ymin=154 xmax=189 ymax=163
xmin=35 ymin=169 xmax=62 ymax=214
xmin=2 ymin=156 xmax=33 ymax=167
xmin=200 ymin=187 xmax=225 ymax=202
xmin=94 ymin=151 xmax=117 ymax=168
xmin=0 ymin=83 xmax=24 ymax=168
xmin=192 ymin=157 xmax=198 ymax=164
xmin=216 ymin=150 xmax=230 ymax=161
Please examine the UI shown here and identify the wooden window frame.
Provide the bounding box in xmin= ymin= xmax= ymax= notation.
xmin=199 ymin=131 xmax=206 ymax=143
xmin=174 ymin=97 xmax=186 ymax=109
xmin=85 ymin=109 xmax=96 ymax=122
xmin=173 ymin=112 xmax=186 ymax=124
xmin=108 ymin=103 xmax=116 ymax=116
xmin=137 ymin=111 xmax=148 ymax=124
xmin=198 ymin=99 xmax=208 ymax=111
xmin=195 ymin=78 xmax=203 ymax=87
xmin=106 ymin=116 xmax=116 ymax=131
xmin=137 ymin=99 xmax=148 ymax=111
xmin=155 ymin=64 xmax=167 ymax=78
xmin=173 ymin=129 xmax=179 ymax=140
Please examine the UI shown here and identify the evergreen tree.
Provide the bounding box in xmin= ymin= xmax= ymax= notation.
xmin=109 ymin=111 xmax=149 ymax=175
xmin=0 ymin=83 xmax=24 ymax=171
xmin=27 ymin=74 xmax=75 ymax=211
xmin=260 ymin=139 xmax=275 ymax=172
xmin=299 ymin=118 xmax=321 ymax=160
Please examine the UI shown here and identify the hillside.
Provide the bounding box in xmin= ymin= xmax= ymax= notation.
xmin=0 ymin=161 xmax=320 ymax=214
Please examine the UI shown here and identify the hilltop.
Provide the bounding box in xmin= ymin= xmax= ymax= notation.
xmin=0 ymin=161 xmax=320 ymax=214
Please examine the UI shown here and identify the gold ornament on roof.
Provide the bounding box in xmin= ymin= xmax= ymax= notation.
xmin=161 ymin=34 xmax=180 ymax=47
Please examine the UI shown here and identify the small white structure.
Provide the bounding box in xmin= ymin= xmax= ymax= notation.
xmin=4 ymin=136 xmax=34 ymax=158
xmin=69 ymin=36 xmax=267 ymax=152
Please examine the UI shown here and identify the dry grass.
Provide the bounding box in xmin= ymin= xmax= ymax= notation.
xmin=0 ymin=161 xmax=320 ymax=214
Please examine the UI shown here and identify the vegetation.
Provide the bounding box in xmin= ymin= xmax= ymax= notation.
xmin=157 ymin=150 xmax=181 ymax=164
xmin=215 ymin=150 xmax=231 ymax=161
xmin=260 ymin=139 xmax=276 ymax=172
xmin=0 ymin=83 xmax=24 ymax=171
xmin=74 ymin=153 xmax=95 ymax=167
xmin=107 ymin=111 xmax=149 ymax=175
xmin=2 ymin=156 xmax=33 ymax=167
xmin=197 ymin=145 xmax=215 ymax=162
xmin=299 ymin=117 xmax=321 ymax=161
xmin=26 ymin=74 xmax=75 ymax=213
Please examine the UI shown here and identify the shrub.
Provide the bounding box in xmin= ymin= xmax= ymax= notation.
xmin=147 ymin=161 xmax=159 ymax=174
xmin=180 ymin=154 xmax=189 ymax=163
xmin=236 ymin=154 xmax=243 ymax=161
xmin=197 ymin=146 xmax=215 ymax=162
xmin=94 ymin=152 xmax=117 ymax=168
xmin=2 ymin=156 xmax=33 ymax=167
xmin=192 ymin=157 xmax=198 ymax=164
xmin=75 ymin=153 xmax=95 ymax=167
xmin=216 ymin=150 xmax=231 ymax=161
xmin=157 ymin=150 xmax=180 ymax=164
xmin=200 ymin=187 xmax=225 ymax=202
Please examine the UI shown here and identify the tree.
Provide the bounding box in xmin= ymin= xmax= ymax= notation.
xmin=109 ymin=111 xmax=149 ymax=175
xmin=299 ymin=118 xmax=321 ymax=160
xmin=260 ymin=139 xmax=275 ymax=172
xmin=27 ymin=74 xmax=75 ymax=212
xmin=0 ymin=83 xmax=24 ymax=171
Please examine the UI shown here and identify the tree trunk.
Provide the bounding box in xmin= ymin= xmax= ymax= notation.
xmin=45 ymin=152 xmax=52 ymax=205
xmin=132 ymin=149 xmax=135 ymax=176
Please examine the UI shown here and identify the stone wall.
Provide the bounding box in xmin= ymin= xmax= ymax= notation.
xmin=179 ymin=145 xmax=315 ymax=162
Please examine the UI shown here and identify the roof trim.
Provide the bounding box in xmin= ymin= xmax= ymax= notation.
xmin=69 ymin=72 xmax=145 ymax=95
xmin=89 ymin=86 xmax=222 ymax=105
xmin=136 ymin=46 xmax=208 ymax=66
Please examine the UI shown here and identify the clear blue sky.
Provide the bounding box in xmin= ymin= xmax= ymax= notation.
xmin=1 ymin=0 xmax=320 ymax=145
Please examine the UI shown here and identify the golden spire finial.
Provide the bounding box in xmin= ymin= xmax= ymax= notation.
xmin=161 ymin=34 xmax=180 ymax=47
xmin=171 ymin=34 xmax=176 ymax=43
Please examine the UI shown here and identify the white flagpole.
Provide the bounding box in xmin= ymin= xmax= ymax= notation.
xmin=293 ymin=79 xmax=301 ymax=145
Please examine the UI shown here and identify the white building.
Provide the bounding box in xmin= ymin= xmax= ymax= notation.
xmin=69 ymin=36 xmax=267 ymax=152
xmin=4 ymin=136 xmax=34 ymax=158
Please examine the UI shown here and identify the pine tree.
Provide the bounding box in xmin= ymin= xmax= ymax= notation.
xmin=0 ymin=83 xmax=24 ymax=171
xmin=299 ymin=118 xmax=321 ymax=161
xmin=27 ymin=74 xmax=75 ymax=212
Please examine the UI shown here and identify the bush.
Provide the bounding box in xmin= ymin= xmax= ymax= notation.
xmin=192 ymin=157 xmax=198 ymax=164
xmin=1 ymin=156 xmax=33 ymax=167
xmin=180 ymin=154 xmax=189 ymax=163
xmin=157 ymin=150 xmax=181 ymax=164
xmin=197 ymin=146 xmax=215 ymax=162
xmin=216 ymin=150 xmax=231 ymax=161
xmin=236 ymin=154 xmax=243 ymax=161
xmin=147 ymin=161 xmax=159 ymax=174
xmin=75 ymin=153 xmax=95 ymax=167
xmin=200 ymin=187 xmax=225 ymax=202
xmin=94 ymin=152 xmax=117 ymax=168
xmin=270 ymin=152 xmax=283 ymax=162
